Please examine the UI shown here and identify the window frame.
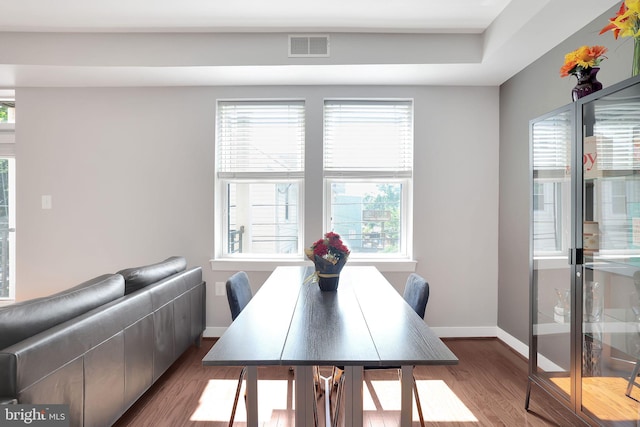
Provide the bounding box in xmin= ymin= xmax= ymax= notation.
xmin=214 ymin=99 xmax=305 ymax=260
xmin=324 ymin=176 xmax=412 ymax=260
xmin=0 ymin=119 xmax=16 ymax=302
xmin=322 ymin=98 xmax=414 ymax=261
xmin=218 ymin=177 xmax=304 ymax=260
xmin=212 ymin=97 xmax=416 ymax=271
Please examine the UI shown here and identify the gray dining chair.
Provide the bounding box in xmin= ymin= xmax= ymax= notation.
xmin=225 ymin=271 xmax=253 ymax=427
xmin=331 ymin=273 xmax=430 ymax=427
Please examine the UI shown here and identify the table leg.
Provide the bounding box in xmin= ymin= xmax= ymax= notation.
xmin=295 ymin=366 xmax=315 ymax=426
xmin=344 ymin=366 xmax=363 ymax=427
xmin=400 ymin=365 xmax=413 ymax=427
xmin=246 ymin=366 xmax=258 ymax=427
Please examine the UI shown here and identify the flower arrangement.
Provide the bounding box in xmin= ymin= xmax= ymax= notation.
xmin=600 ymin=0 xmax=640 ymax=76
xmin=600 ymin=1 xmax=640 ymax=40
xmin=305 ymin=232 xmax=350 ymax=268
xmin=560 ymin=45 xmax=608 ymax=78
xmin=305 ymin=232 xmax=350 ymax=290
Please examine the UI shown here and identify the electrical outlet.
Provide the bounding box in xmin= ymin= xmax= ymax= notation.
xmin=215 ymin=282 xmax=226 ymax=296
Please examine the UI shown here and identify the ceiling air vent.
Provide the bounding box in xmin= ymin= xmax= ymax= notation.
xmin=288 ymin=35 xmax=330 ymax=57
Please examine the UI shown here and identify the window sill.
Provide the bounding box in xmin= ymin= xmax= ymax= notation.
xmin=210 ymin=258 xmax=417 ymax=273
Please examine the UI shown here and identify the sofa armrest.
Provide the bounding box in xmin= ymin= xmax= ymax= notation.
xmin=0 ymin=353 xmax=17 ymax=399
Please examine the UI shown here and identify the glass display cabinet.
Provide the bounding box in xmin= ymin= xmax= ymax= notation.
xmin=528 ymin=74 xmax=640 ymax=426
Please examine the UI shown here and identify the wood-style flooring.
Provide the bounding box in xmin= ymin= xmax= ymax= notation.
xmin=113 ymin=338 xmax=587 ymax=427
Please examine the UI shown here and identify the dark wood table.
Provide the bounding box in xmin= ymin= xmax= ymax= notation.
xmin=202 ymin=265 xmax=458 ymax=426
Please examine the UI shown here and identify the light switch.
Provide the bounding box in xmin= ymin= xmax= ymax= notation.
xmin=215 ymin=282 xmax=226 ymax=296
xmin=41 ymin=195 xmax=52 ymax=210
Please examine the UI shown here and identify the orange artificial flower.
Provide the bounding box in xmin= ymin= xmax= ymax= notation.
xmin=600 ymin=1 xmax=640 ymax=39
xmin=560 ymin=45 xmax=608 ymax=77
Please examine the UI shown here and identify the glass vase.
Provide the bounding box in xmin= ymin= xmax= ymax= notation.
xmin=633 ymin=37 xmax=640 ymax=77
xmin=571 ymin=67 xmax=603 ymax=101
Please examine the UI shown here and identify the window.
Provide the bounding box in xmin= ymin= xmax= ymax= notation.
xmin=216 ymin=101 xmax=305 ymax=258
xmin=0 ymin=96 xmax=15 ymax=299
xmin=0 ymin=100 xmax=15 ymax=124
xmin=324 ymin=100 xmax=413 ymax=258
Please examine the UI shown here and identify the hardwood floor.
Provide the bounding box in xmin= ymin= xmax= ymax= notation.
xmin=113 ymin=338 xmax=586 ymax=427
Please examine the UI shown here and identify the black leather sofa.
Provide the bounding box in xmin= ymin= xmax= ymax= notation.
xmin=0 ymin=256 xmax=206 ymax=427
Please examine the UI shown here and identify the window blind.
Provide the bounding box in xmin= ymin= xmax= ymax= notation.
xmin=324 ymin=100 xmax=413 ymax=176
xmin=217 ymin=101 xmax=305 ymax=177
xmin=594 ymin=101 xmax=640 ymax=170
xmin=532 ymin=111 xmax=572 ymax=171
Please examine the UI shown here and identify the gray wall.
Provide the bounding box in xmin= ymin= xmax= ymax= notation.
xmin=498 ymin=4 xmax=635 ymax=343
xmin=15 ymin=5 xmax=635 ymax=343
xmin=16 ymin=85 xmax=499 ymax=337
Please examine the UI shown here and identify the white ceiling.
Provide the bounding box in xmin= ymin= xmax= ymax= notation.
xmin=0 ymin=0 xmax=511 ymax=33
xmin=0 ymin=0 xmax=621 ymax=88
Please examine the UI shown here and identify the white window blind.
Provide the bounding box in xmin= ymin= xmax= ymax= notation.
xmin=324 ymin=100 xmax=413 ymax=176
xmin=532 ymin=111 xmax=572 ymax=172
xmin=594 ymin=101 xmax=640 ymax=170
xmin=217 ymin=101 xmax=305 ymax=177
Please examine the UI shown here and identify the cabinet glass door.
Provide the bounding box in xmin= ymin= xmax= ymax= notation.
xmin=531 ymin=107 xmax=573 ymax=403
xmin=581 ymin=83 xmax=640 ymax=425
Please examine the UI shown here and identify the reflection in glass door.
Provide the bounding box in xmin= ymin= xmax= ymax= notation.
xmin=530 ymin=107 xmax=573 ymax=404
xmin=580 ymin=86 xmax=640 ymax=425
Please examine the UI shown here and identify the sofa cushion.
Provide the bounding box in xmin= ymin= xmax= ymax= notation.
xmin=0 ymin=274 xmax=124 ymax=350
xmin=118 ymin=256 xmax=187 ymax=295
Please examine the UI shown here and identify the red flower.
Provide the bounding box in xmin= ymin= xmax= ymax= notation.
xmin=306 ymin=231 xmax=350 ymax=266
xmin=312 ymin=240 xmax=328 ymax=257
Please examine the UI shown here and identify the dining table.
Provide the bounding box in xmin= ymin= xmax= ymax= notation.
xmin=202 ymin=265 xmax=458 ymax=427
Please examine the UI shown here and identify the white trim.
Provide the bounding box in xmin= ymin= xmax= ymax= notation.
xmin=497 ymin=327 xmax=529 ymax=359
xmin=204 ymin=326 xmax=227 ymax=338
xmin=431 ymin=326 xmax=499 ymax=338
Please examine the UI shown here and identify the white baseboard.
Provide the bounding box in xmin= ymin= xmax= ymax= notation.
xmin=204 ymin=326 xmax=227 ymax=338
xmin=430 ymin=326 xmax=499 ymax=338
xmin=496 ymin=328 xmax=529 ymax=359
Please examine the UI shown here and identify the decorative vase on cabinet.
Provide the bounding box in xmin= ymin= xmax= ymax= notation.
xmin=572 ymin=67 xmax=603 ymax=101
xmin=528 ymin=74 xmax=640 ymax=426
